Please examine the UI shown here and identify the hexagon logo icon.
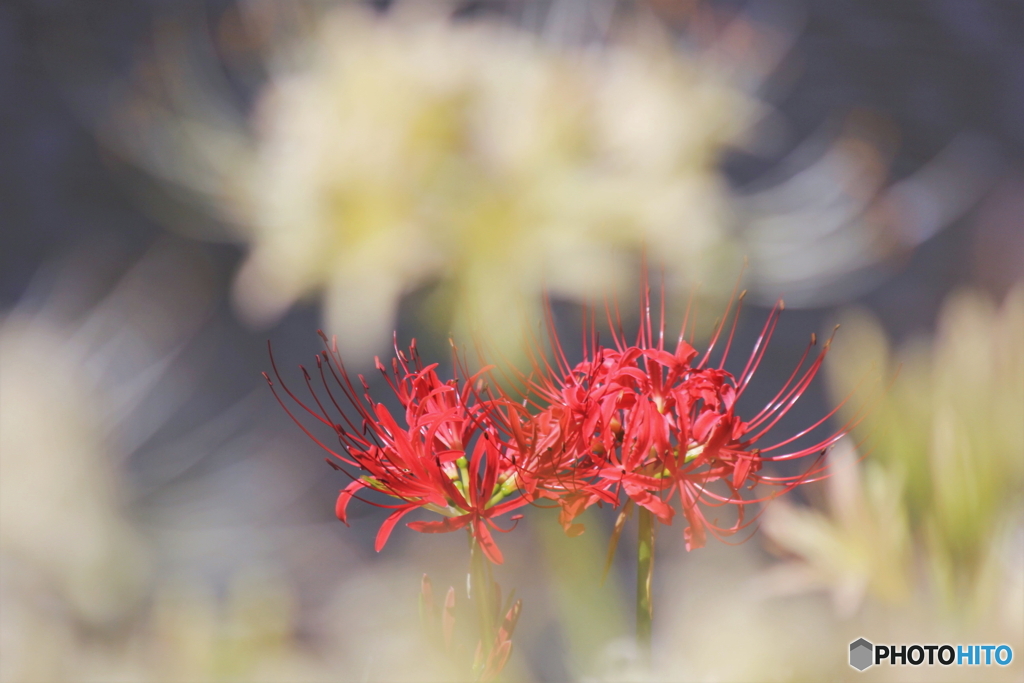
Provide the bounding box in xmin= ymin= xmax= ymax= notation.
xmin=850 ymin=638 xmax=874 ymax=671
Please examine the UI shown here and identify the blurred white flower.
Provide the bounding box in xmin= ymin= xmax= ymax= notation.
xmin=760 ymin=440 xmax=912 ymax=617
xmin=113 ymin=4 xmax=753 ymax=360
xmin=0 ymin=243 xmax=213 ymax=680
xmin=0 ymin=243 xmax=505 ymax=682
xmin=0 ymin=314 xmax=149 ymax=622
xmin=0 ymin=243 xmax=213 ymax=624
xmin=759 ymin=284 xmax=1024 ymax=628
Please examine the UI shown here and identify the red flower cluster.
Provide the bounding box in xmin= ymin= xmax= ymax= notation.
xmin=267 ymin=288 xmax=851 ymax=563
xmin=266 ymin=334 xmax=542 ymax=564
xmin=520 ymin=291 xmax=847 ymax=550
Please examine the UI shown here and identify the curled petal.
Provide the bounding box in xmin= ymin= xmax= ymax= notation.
xmin=680 ymin=486 xmax=707 ymax=550
xmin=336 ymin=479 xmax=367 ymax=525
xmin=375 ymin=506 xmax=417 ymax=552
xmin=624 ymin=482 xmax=675 ymax=525
xmin=487 ymin=513 xmax=525 ymax=533
xmin=474 ymin=518 xmax=504 ymax=564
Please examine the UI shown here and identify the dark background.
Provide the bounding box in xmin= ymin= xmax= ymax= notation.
xmin=3 ymin=1 xmax=1022 ymax=678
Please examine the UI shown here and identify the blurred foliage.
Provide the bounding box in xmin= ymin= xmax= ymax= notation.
xmin=0 ymin=251 xmax=456 ymax=683
xmin=536 ymin=509 xmax=629 ymax=678
xmin=758 ymin=285 xmax=1023 ymax=649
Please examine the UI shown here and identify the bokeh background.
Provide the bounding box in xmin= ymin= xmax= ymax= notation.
xmin=2 ymin=1 xmax=1022 ymax=681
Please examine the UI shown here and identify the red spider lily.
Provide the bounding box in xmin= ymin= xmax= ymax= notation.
xmin=517 ymin=285 xmax=859 ymax=550
xmin=264 ymin=332 xmax=534 ymax=564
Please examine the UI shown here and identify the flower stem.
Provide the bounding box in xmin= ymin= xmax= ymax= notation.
xmin=636 ymin=506 xmax=655 ymax=660
xmin=469 ymin=530 xmax=495 ymax=658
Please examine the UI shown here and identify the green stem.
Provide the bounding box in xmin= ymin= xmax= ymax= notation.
xmin=469 ymin=529 xmax=495 ymax=659
xmin=636 ymin=506 xmax=655 ymax=660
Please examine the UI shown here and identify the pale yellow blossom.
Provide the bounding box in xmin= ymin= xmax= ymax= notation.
xmin=116 ymin=5 xmax=752 ymax=361
xmin=760 ymin=285 xmax=1024 ymax=627
xmin=761 ymin=441 xmax=912 ymax=616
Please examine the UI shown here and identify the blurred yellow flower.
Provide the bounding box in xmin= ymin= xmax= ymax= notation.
xmin=761 ymin=441 xmax=912 ymax=616
xmin=118 ymin=5 xmax=751 ymax=360
xmin=0 ymin=312 xmax=150 ymax=628
xmin=761 ymin=284 xmax=1024 ymax=625
xmin=0 ymin=247 xmax=458 ymax=682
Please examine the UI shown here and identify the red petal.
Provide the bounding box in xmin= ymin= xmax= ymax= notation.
xmin=693 ymin=410 xmax=721 ymax=443
xmin=679 ymin=487 xmax=707 ymax=550
xmin=675 ymin=341 xmax=698 ymax=364
xmin=684 ymin=523 xmax=706 ymax=550
xmin=407 ymin=516 xmax=470 ymax=533
xmin=335 ymin=480 xmax=367 ymax=524
xmin=624 ymin=483 xmax=675 ymax=525
xmin=732 ymin=453 xmax=754 ymax=489
xmin=558 ymin=494 xmax=590 ymax=536
xmin=474 ymin=518 xmax=504 ymax=564
xmin=374 ymin=506 xmax=416 ymax=552
xmin=645 ymin=348 xmax=680 ymax=368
